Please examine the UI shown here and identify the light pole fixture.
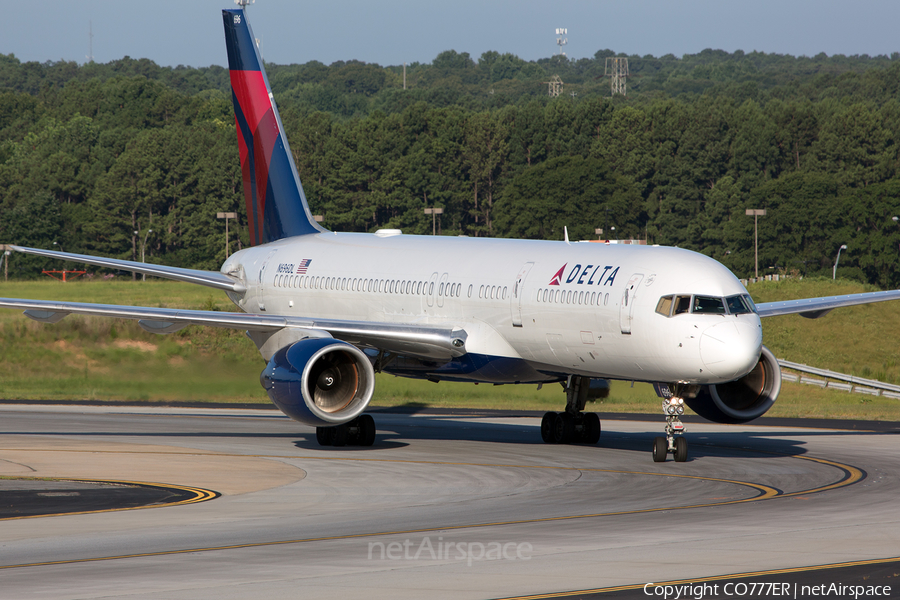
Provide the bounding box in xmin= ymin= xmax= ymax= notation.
xmin=745 ymin=209 xmax=766 ymax=279
xmin=217 ymin=212 xmax=238 ymax=258
xmin=833 ymin=244 xmax=847 ymax=280
xmin=424 ymin=207 xmax=443 ymax=235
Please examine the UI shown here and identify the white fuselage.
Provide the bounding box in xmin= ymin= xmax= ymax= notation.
xmin=221 ymin=231 xmax=763 ymax=386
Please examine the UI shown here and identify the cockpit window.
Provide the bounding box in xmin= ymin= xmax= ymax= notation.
xmin=655 ymin=296 xmax=674 ymax=317
xmin=726 ymin=294 xmax=756 ymax=315
xmin=658 ymin=293 xmax=756 ymax=317
xmin=692 ymin=295 xmax=726 ymax=314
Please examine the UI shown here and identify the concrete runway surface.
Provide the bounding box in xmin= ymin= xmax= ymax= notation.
xmin=0 ymin=404 xmax=898 ymax=600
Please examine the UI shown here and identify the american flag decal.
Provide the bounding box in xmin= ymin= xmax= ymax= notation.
xmin=296 ymin=259 xmax=312 ymax=274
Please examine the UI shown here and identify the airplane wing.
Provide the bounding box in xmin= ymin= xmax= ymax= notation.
xmin=0 ymin=298 xmax=467 ymax=361
xmin=755 ymin=289 xmax=900 ymax=319
xmin=4 ymin=246 xmax=465 ymax=359
xmin=10 ymin=246 xmax=245 ymax=293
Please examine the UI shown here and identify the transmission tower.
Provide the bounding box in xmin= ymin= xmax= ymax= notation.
xmin=555 ymin=28 xmax=568 ymax=57
xmin=544 ymin=74 xmax=563 ymax=97
xmin=604 ymin=57 xmax=629 ymax=96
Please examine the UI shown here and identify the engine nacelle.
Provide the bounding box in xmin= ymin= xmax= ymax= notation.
xmin=684 ymin=345 xmax=782 ymax=424
xmin=260 ymin=337 xmax=376 ymax=427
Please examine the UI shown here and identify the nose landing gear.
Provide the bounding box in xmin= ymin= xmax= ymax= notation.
xmin=652 ymin=383 xmax=697 ymax=462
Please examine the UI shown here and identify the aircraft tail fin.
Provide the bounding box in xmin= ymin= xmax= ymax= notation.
xmin=222 ymin=9 xmax=325 ymax=245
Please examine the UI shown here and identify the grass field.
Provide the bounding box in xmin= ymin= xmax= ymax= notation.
xmin=0 ymin=277 xmax=898 ymax=421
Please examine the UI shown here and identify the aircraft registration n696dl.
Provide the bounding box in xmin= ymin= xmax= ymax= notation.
xmin=3 ymin=8 xmax=900 ymax=462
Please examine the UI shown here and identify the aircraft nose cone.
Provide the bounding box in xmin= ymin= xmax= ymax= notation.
xmin=699 ymin=320 xmax=762 ymax=381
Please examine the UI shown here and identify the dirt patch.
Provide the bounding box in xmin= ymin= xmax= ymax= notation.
xmin=113 ymin=340 xmax=158 ymax=352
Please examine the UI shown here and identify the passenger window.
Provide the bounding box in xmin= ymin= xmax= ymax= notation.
xmin=468 ymin=284 xmax=472 ymax=298
xmin=673 ymin=295 xmax=691 ymax=315
xmin=656 ymin=296 xmax=674 ymax=317
xmin=692 ymin=295 xmax=726 ymax=314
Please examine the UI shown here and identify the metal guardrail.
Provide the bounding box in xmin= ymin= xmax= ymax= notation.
xmin=778 ymin=359 xmax=900 ymax=399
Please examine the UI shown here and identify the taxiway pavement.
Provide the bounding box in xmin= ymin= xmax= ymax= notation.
xmin=0 ymin=405 xmax=898 ymax=599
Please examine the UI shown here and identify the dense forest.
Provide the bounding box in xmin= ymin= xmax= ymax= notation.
xmin=1 ymin=47 xmax=900 ymax=287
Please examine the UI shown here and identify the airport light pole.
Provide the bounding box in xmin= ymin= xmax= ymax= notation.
xmin=833 ymin=244 xmax=847 ymax=280
xmin=745 ymin=209 xmax=766 ymax=279
xmin=217 ymin=212 xmax=238 ymax=258
xmin=424 ymin=207 xmax=443 ymax=235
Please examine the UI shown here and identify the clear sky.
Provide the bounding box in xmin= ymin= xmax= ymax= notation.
xmin=3 ymin=0 xmax=899 ymax=68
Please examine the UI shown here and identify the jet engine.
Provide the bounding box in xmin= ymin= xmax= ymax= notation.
xmin=260 ymin=337 xmax=376 ymax=426
xmin=684 ymin=345 xmax=782 ymax=424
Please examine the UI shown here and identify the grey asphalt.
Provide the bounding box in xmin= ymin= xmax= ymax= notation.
xmin=0 ymin=405 xmax=898 ymax=600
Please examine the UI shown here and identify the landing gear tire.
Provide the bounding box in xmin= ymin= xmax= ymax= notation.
xmin=673 ymin=436 xmax=688 ymax=462
xmin=652 ymin=436 xmax=668 ymax=462
xmin=315 ymin=415 xmax=377 ymax=447
xmin=553 ymin=412 xmax=575 ymax=444
xmin=583 ymin=413 xmax=601 ymax=444
xmin=541 ymin=412 xmax=557 ymax=443
xmin=358 ymin=414 xmax=376 ymax=447
xmin=332 ymin=423 xmax=349 ymax=447
xmin=316 ymin=426 xmax=334 ymax=446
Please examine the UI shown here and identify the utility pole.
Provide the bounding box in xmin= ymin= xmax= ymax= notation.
xmin=745 ymin=209 xmax=766 ymax=279
xmin=87 ymin=21 xmax=94 ymax=63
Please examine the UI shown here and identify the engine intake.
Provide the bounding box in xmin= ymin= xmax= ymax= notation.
xmin=261 ymin=337 xmax=375 ymax=426
xmin=684 ymin=345 xmax=781 ymax=424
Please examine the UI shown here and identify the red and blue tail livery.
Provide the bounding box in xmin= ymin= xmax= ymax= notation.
xmin=222 ymin=9 xmax=324 ymax=245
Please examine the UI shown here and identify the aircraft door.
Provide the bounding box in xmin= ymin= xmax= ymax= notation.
xmin=510 ymin=262 xmax=534 ymax=327
xmin=437 ymin=273 xmax=449 ymax=308
xmin=619 ymin=273 xmax=643 ymax=334
xmin=426 ymin=272 xmax=438 ymax=308
xmin=256 ymin=250 xmax=278 ymax=312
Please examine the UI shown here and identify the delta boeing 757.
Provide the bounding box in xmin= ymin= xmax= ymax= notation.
xmin=3 ymin=9 xmax=899 ymax=462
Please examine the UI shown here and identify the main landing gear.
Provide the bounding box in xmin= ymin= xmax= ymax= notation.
xmin=652 ymin=384 xmax=696 ymax=462
xmin=540 ymin=376 xmax=601 ymax=445
xmin=315 ymin=414 xmax=376 ymax=447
